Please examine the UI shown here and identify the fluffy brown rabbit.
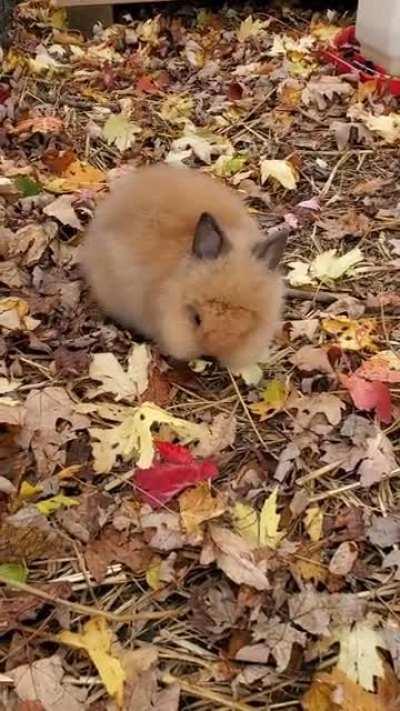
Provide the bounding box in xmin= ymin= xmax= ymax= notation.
xmin=82 ymin=164 xmax=288 ymax=369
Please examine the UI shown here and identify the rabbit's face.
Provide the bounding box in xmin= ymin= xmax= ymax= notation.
xmin=156 ymin=212 xmax=287 ymax=369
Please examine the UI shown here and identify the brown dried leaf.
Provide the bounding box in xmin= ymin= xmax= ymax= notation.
xmin=85 ymin=527 xmax=152 ymax=583
xmin=0 ymin=506 xmax=66 ymax=563
xmin=206 ymin=525 xmax=270 ymax=591
xmin=291 ymin=345 xmax=335 ymax=375
xmin=9 ymin=655 xmax=86 ymax=711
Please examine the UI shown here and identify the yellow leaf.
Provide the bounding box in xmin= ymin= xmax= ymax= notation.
xmin=58 ymin=617 xmax=125 ymax=707
xmin=89 ymin=401 xmax=209 ymax=472
xmin=159 ymin=94 xmax=194 ymax=124
xmin=363 ymin=113 xmax=400 ymax=144
xmin=233 ymin=488 xmax=284 ymax=549
xmin=146 ymin=556 xmax=162 ymax=590
xmin=260 ymin=159 xmax=298 ymax=189
xmin=103 ymin=115 xmax=141 ymax=152
xmin=19 ymin=481 xmax=43 ymax=499
xmin=0 ymin=297 xmax=40 ymax=332
xmin=43 ymin=160 xmax=105 ymax=193
xmin=179 ymin=483 xmax=225 ymax=535
xmin=311 ymin=22 xmax=341 ymax=42
xmin=232 ymin=501 xmax=259 ymax=546
xmin=322 ymin=316 xmax=378 ymax=351
xmin=36 ymin=494 xmax=79 ymax=516
xmin=259 ymin=486 xmax=283 ymax=549
xmin=237 ymin=16 xmax=267 ymax=42
xmin=304 ymin=506 xmax=323 ymax=542
xmin=250 ymin=380 xmax=288 ymax=420
xmin=49 ymin=7 xmax=67 ymax=29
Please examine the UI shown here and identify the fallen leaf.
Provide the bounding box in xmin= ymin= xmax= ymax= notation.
xmin=329 ymin=541 xmax=358 ymax=576
xmin=238 ymin=363 xmax=263 ymax=386
xmin=0 ymin=506 xmax=66 ymax=563
xmin=289 ymin=585 xmax=331 ymax=635
xmin=367 ymin=515 xmax=400 ymax=547
xmin=340 ymin=374 xmax=392 ymax=424
xmin=9 ymin=655 xmax=85 ymax=711
xmin=336 ymin=620 xmax=387 ymax=691
xmin=237 ymin=16 xmax=268 ymax=42
xmin=322 ymin=316 xmax=378 ymax=351
xmin=58 ymin=617 xmax=125 ymax=706
xmin=89 ymin=401 xmax=210 ymax=472
xmin=89 ymin=345 xmax=151 ymax=401
xmin=288 ymin=248 xmax=363 ymax=285
xmin=302 ymin=668 xmax=389 ymax=711
xmin=356 ymin=350 xmax=400 ymax=383
xmin=103 ymin=114 xmax=141 ymax=152
xmin=169 ymin=124 xmax=232 ymax=164
xmin=0 ymin=562 xmax=27 ymax=583
xmin=290 ymin=392 xmax=345 ymax=435
xmin=0 ymin=582 xmax=71 ymax=635
xmin=43 ymin=160 xmax=105 ymax=193
xmin=179 ymin=482 xmax=225 ymax=535
xmin=36 ymin=494 xmax=79 ymax=516
xmin=304 ymin=506 xmax=323 ymax=542
xmin=14 ymin=175 xmax=42 ymax=197
xmin=43 ymin=195 xmax=82 ymax=229
xmin=352 ymin=177 xmax=389 ymax=196
xmin=260 ymin=159 xmax=298 ymax=189
xmin=361 ymin=112 xmax=400 ymax=144
xmin=233 ymin=487 xmax=284 ymax=549
xmin=9 ymin=116 xmax=64 ymax=137
xmin=250 ymin=615 xmax=306 ymax=672
xmin=135 ymin=441 xmax=218 ymax=509
xmin=206 ymin=524 xmax=270 ymax=590
xmin=289 ymin=319 xmax=319 ymax=341
xmin=291 ymin=345 xmax=335 ymax=375
xmin=0 ymin=298 xmax=40 ymax=332
xmin=85 ymin=527 xmax=152 ymax=583
xmin=302 ymin=76 xmax=353 ymax=110
xmin=249 ymin=380 xmax=288 ymax=420
xmin=17 ymin=386 xmax=89 ymax=477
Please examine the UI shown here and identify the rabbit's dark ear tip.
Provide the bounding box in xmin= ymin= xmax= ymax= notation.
xmin=192 ymin=212 xmax=229 ymax=259
xmin=253 ymin=225 xmax=289 ymax=269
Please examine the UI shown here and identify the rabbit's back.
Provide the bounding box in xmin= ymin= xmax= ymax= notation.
xmin=82 ymin=165 xmax=255 ymax=332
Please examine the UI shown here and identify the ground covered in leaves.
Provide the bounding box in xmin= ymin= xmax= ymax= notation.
xmin=1 ymin=1 xmax=400 ymax=709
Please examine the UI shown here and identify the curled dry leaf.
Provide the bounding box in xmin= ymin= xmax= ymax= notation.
xmin=89 ymin=345 xmax=151 ymax=401
xmin=340 ymin=373 xmax=392 ymax=425
xmin=206 ymin=524 xmax=270 ymax=591
xmin=329 ymin=541 xmax=358 ymax=577
xmin=9 ymin=655 xmax=86 ymax=711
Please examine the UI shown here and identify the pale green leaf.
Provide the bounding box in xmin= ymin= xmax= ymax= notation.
xmin=103 ymin=115 xmax=141 ymax=152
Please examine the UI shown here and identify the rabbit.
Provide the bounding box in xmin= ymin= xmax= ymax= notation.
xmin=82 ymin=163 xmax=288 ymax=370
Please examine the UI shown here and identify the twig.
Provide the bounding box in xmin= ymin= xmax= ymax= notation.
xmin=162 ymin=672 xmax=255 ymax=711
xmin=285 ymin=287 xmax=340 ymax=304
xmin=319 ymin=151 xmax=351 ymax=198
xmin=0 ymin=576 xmax=185 ymax=623
xmin=227 ymin=369 xmax=270 ymax=454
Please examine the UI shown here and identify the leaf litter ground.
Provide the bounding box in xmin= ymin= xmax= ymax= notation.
xmin=1 ymin=1 xmax=400 ymax=709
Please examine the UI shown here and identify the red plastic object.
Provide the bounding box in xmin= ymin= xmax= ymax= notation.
xmin=318 ymin=25 xmax=400 ymax=97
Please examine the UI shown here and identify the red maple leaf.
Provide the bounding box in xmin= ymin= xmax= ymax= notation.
xmin=340 ymin=373 xmax=392 ymax=424
xmin=134 ymin=441 xmax=218 ymax=509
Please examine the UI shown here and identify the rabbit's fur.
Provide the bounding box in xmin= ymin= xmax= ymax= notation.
xmin=82 ymin=164 xmax=287 ymax=369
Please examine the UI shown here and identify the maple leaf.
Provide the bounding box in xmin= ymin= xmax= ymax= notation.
xmin=336 ymin=620 xmax=387 ymax=691
xmin=288 ymin=248 xmax=363 ymax=285
xmin=179 ymin=482 xmax=225 ymax=535
xmin=356 ymin=350 xmax=400 ymax=383
xmin=134 ymin=441 xmax=218 ymax=509
xmin=58 ymin=617 xmax=125 ymax=706
xmin=43 ymin=160 xmax=105 ymax=193
xmin=260 ymin=159 xmax=298 ymax=189
xmin=302 ymin=76 xmax=353 ymax=110
xmin=89 ymin=401 xmax=210 ymax=472
xmin=362 ymin=112 xmax=400 ymax=144
xmin=9 ymin=655 xmax=86 ymax=711
xmin=103 ymin=114 xmax=141 ymax=152
xmin=302 ymin=668 xmax=389 ymax=711
xmin=43 ymin=195 xmax=82 ymax=229
xmin=322 ymin=316 xmax=378 ymax=351
xmin=237 ymin=16 xmax=268 ymax=42
xmin=340 ymin=373 xmax=392 ymax=424
xmin=249 ymin=380 xmax=288 ymax=420
xmin=89 ymin=345 xmax=151 ymax=401
xmin=233 ymin=487 xmax=284 ymax=549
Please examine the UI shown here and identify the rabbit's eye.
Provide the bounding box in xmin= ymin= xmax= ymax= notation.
xmin=188 ymin=306 xmax=202 ymax=327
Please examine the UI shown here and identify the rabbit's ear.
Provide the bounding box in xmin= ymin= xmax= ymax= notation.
xmin=253 ymin=227 xmax=289 ymax=269
xmin=193 ymin=212 xmax=227 ymax=259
